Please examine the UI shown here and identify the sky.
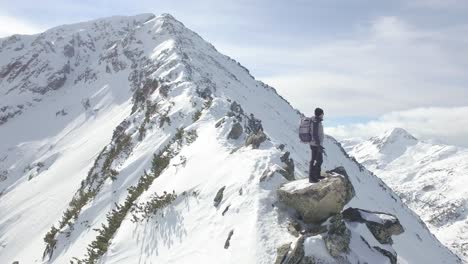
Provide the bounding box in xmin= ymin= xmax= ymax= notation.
xmin=1 ymin=0 xmax=467 ymax=146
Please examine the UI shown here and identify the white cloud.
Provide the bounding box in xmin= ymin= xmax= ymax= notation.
xmin=327 ymin=106 xmax=468 ymax=147
xmin=0 ymin=15 xmax=43 ymax=37
xmin=238 ymin=16 xmax=468 ymax=118
xmin=222 ymin=15 xmax=468 ymax=146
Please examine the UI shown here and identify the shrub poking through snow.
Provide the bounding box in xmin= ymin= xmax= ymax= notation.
xmin=192 ymin=109 xmax=202 ymax=122
xmin=132 ymin=191 xmax=177 ymax=220
xmin=73 ymin=127 xmax=199 ymax=264
xmin=43 ymin=133 xmax=134 ymax=260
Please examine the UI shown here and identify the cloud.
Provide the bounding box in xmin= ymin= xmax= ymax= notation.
xmin=244 ymin=16 xmax=468 ymax=118
xmin=0 ymin=14 xmax=43 ymax=37
xmin=326 ymin=106 xmax=468 ymax=147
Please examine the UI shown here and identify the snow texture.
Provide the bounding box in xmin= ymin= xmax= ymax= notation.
xmin=0 ymin=14 xmax=462 ymax=264
xmin=346 ymin=128 xmax=468 ymax=262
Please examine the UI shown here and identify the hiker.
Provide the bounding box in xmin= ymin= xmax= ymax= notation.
xmin=309 ymin=108 xmax=325 ymax=182
xmin=299 ymin=107 xmax=325 ymax=183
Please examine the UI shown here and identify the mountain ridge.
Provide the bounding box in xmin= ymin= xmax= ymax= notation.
xmin=346 ymin=129 xmax=468 ymax=262
xmin=0 ymin=13 xmax=461 ymax=264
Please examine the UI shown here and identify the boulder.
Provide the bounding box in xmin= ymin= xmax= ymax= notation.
xmin=277 ymin=167 xmax=355 ymax=224
xmin=227 ymin=122 xmax=243 ymax=139
xmin=245 ymin=130 xmax=267 ymax=149
xmin=342 ymin=207 xmax=404 ymax=245
xmin=213 ymin=186 xmax=226 ymax=207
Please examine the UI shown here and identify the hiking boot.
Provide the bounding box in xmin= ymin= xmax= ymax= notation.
xmin=317 ymin=175 xmax=326 ymax=180
xmin=309 ymin=178 xmax=319 ymax=183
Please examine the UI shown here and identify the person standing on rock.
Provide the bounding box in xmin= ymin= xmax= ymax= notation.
xmin=309 ymin=107 xmax=325 ymax=183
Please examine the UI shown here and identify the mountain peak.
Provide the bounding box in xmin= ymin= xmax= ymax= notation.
xmin=370 ymin=127 xmax=418 ymax=148
xmin=385 ymin=127 xmax=417 ymax=141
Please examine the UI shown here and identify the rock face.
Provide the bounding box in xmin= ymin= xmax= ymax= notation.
xmin=279 ymin=151 xmax=295 ymax=181
xmin=245 ymin=130 xmax=267 ymax=149
xmin=342 ymin=207 xmax=404 ymax=244
xmin=277 ymin=167 xmax=355 ymax=224
xmin=227 ymin=122 xmax=243 ymax=139
xmin=324 ymin=214 xmax=351 ymax=257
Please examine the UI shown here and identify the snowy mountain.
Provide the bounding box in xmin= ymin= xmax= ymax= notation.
xmin=0 ymin=14 xmax=461 ymax=264
xmin=345 ymin=128 xmax=468 ymax=262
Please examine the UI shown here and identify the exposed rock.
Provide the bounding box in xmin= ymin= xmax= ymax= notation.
xmin=275 ymin=243 xmax=291 ymax=264
xmin=222 ymin=205 xmax=230 ymax=216
xmin=287 ymin=220 xmax=302 ymax=237
xmin=260 ymin=169 xmax=275 ymax=182
xmin=196 ymin=87 xmax=212 ymax=99
xmin=422 ymin=184 xmax=435 ymax=192
xmin=246 ymin=113 xmax=263 ymax=134
xmin=63 ymin=44 xmax=75 ymax=57
xmin=277 ymin=168 xmax=355 ymax=224
xmin=373 ymin=246 xmax=397 ymax=264
xmin=280 ymin=151 xmax=295 ymax=181
xmin=342 ymin=207 xmax=404 ymax=245
xmin=227 ymin=122 xmax=243 ymax=139
xmin=324 ymin=214 xmax=351 ymax=257
xmin=229 ymin=101 xmax=244 ymax=115
xmin=283 ymin=235 xmax=306 ymax=264
xmin=0 ymin=170 xmax=8 ymax=182
xmin=213 ymin=186 xmax=226 ymax=207
xmin=245 ymin=130 xmax=267 ymax=149
xmin=224 ymin=229 xmax=234 ymax=249
xmin=215 ymin=117 xmax=225 ymax=128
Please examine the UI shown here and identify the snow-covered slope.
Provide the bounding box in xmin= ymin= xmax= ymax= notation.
xmin=0 ymin=14 xmax=461 ymax=264
xmin=346 ymin=128 xmax=468 ymax=262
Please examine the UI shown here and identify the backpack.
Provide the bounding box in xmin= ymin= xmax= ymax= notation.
xmin=299 ymin=117 xmax=313 ymax=143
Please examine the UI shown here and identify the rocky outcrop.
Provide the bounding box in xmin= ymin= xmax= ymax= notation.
xmin=277 ymin=167 xmax=355 ymax=224
xmin=342 ymin=207 xmax=404 ymax=244
xmin=213 ymin=186 xmax=226 ymax=207
xmin=279 ymin=151 xmax=295 ymax=181
xmin=227 ymin=122 xmax=243 ymax=139
xmin=275 ymin=243 xmax=292 ymax=264
xmin=245 ymin=130 xmax=267 ymax=149
xmin=282 ymin=235 xmax=306 ymax=264
xmin=324 ymin=214 xmax=351 ymax=257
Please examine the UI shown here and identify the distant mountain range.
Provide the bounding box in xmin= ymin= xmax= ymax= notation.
xmin=344 ymin=128 xmax=468 ymax=262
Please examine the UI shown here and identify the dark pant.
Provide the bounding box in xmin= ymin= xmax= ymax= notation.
xmin=309 ymin=146 xmax=323 ymax=181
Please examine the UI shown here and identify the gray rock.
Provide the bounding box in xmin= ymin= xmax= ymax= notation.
xmin=277 ymin=168 xmax=355 ymax=224
xmin=214 ymin=186 xmax=226 ymax=207
xmin=279 ymin=151 xmax=295 ymax=181
xmin=224 ymin=229 xmax=234 ymax=249
xmin=227 ymin=122 xmax=243 ymax=139
xmin=287 ymin=220 xmax=302 ymax=237
xmin=275 ymin=243 xmax=292 ymax=264
xmin=284 ymin=235 xmax=306 ymax=264
xmin=215 ymin=117 xmax=225 ymax=128
xmin=342 ymin=207 xmax=404 ymax=245
xmin=245 ymin=130 xmax=267 ymax=149
xmin=373 ymin=246 xmax=397 ymax=264
xmin=281 ymin=235 xmax=321 ymax=264
xmin=324 ymin=214 xmax=351 ymax=257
